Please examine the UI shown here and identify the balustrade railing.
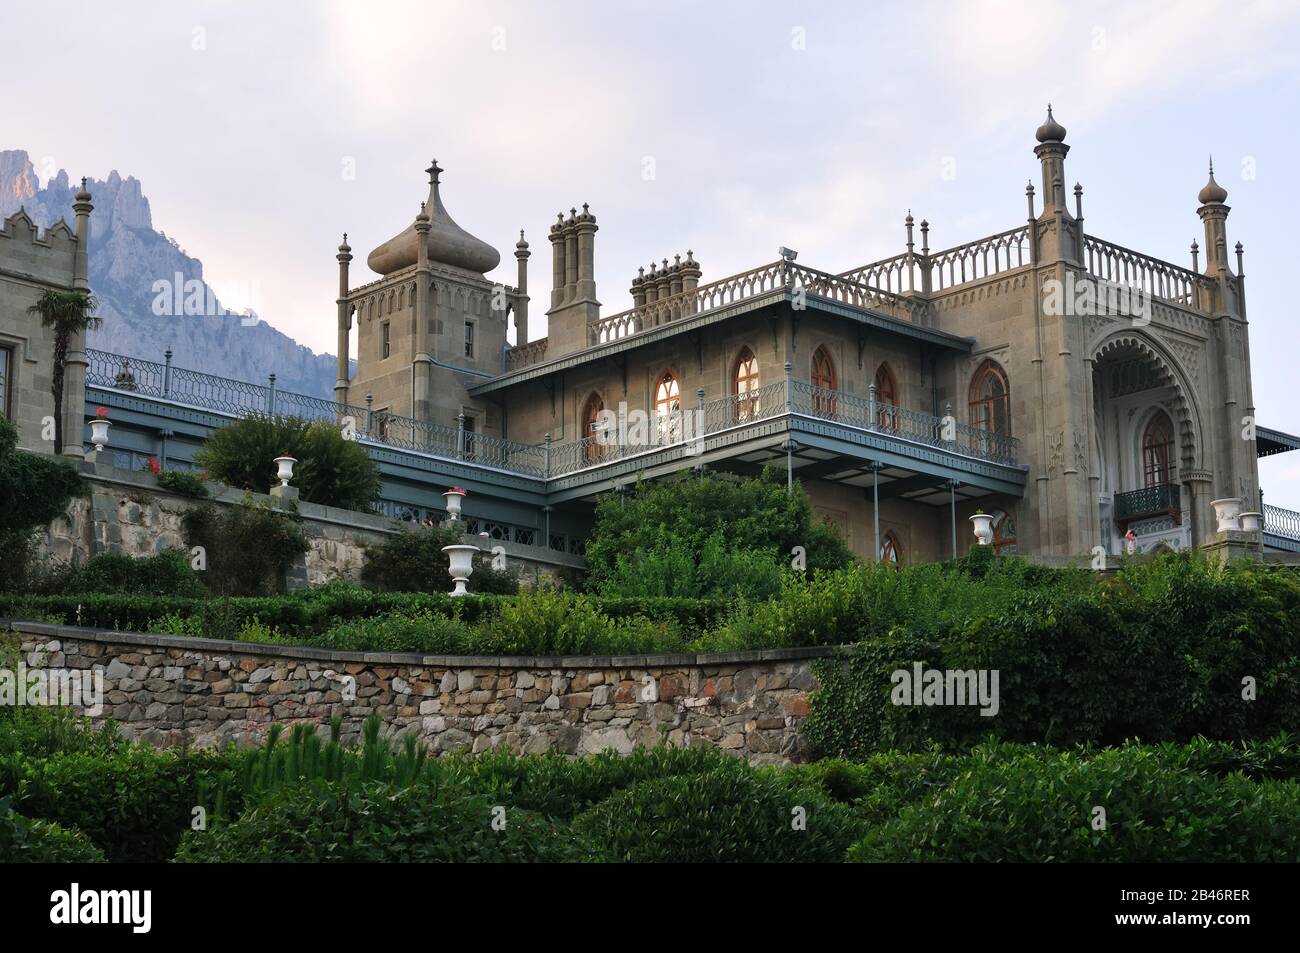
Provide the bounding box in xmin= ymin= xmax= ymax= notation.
xmin=1083 ymin=235 xmax=1209 ymax=309
xmin=1264 ymin=503 xmax=1300 ymax=541
xmin=839 ymin=225 xmax=1031 ymax=296
xmin=505 ymin=337 xmax=548 ymax=371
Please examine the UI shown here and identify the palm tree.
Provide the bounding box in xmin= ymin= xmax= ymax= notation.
xmin=27 ymin=289 xmax=100 ymax=454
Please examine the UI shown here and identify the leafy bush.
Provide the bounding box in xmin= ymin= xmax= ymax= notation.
xmin=0 ymin=413 xmax=87 ymax=592
xmin=584 ymin=469 xmax=854 ymax=598
xmin=156 ymin=469 xmax=210 ymax=499
xmin=0 ymin=797 xmax=105 ymax=862
xmin=361 ymin=525 xmax=518 ymax=595
xmin=848 ymin=742 xmax=1300 ymax=862
xmin=62 ymin=549 xmax=206 ymax=598
xmin=572 ymin=765 xmax=865 ymax=862
xmin=195 ymin=414 xmax=380 ymax=512
xmin=481 ymin=585 xmax=685 ymax=656
xmin=2 ymin=746 xmax=243 ymax=863
xmin=175 ymin=780 xmax=598 ymax=862
xmin=0 ymin=705 xmax=124 ymax=760
xmin=182 ymin=499 xmax=309 ymax=596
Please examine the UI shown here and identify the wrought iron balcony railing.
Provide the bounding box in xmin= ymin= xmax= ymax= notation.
xmin=1264 ymin=503 xmax=1300 ymax=541
xmin=1114 ymin=483 xmax=1182 ymax=524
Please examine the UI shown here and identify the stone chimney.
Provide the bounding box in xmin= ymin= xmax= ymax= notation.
xmin=632 ymin=251 xmax=700 ymax=326
xmin=545 ymin=204 xmax=601 ymax=355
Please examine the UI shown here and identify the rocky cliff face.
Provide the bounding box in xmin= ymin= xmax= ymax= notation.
xmin=0 ymin=149 xmax=338 ymax=398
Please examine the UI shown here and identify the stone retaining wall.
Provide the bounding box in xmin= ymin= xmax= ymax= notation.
xmin=4 ymin=621 xmax=830 ymax=765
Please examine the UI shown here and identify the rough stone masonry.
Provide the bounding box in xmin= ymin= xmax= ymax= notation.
xmin=6 ymin=622 xmax=829 ymax=765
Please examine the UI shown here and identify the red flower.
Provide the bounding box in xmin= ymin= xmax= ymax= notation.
xmin=146 ymin=456 xmax=161 ymax=475
xmin=94 ymin=406 xmax=109 ymax=418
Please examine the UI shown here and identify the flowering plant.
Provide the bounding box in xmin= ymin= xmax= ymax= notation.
xmin=446 ymin=486 xmax=467 ymax=495
xmin=94 ymin=406 xmax=109 ymax=418
xmin=146 ymin=456 xmax=162 ymax=475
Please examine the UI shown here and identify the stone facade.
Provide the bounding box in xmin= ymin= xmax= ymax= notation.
xmin=7 ymin=622 xmax=824 ymax=765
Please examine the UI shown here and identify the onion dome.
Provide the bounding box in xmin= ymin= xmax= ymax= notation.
xmin=1198 ymin=159 xmax=1228 ymax=204
xmin=367 ymin=160 xmax=501 ymax=275
xmin=1035 ymin=104 xmax=1067 ymax=143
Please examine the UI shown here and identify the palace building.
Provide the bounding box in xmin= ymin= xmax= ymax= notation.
xmin=325 ymin=108 xmax=1292 ymax=563
xmin=7 ymin=109 xmax=1298 ymax=565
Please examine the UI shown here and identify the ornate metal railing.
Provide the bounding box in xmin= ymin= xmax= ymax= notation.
xmin=790 ymin=382 xmax=1020 ymax=466
xmin=1083 ymin=235 xmax=1210 ymax=310
xmin=1264 ymin=504 xmax=1300 ymax=541
xmin=1114 ymin=483 xmax=1182 ymax=524
xmin=87 ymin=348 xmax=548 ymax=477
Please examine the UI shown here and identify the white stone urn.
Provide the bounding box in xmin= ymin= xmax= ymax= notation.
xmin=443 ymin=487 xmax=467 ymax=521
xmin=273 ymin=454 xmax=297 ymax=488
xmin=1239 ymin=511 xmax=1262 ymax=532
xmin=969 ymin=512 xmax=994 ymax=546
xmin=1210 ymin=497 xmax=1244 ymax=532
xmin=441 ymin=543 xmax=479 ymax=597
xmin=89 ymin=416 xmax=111 ymax=452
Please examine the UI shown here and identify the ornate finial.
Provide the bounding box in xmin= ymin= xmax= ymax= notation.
xmin=638 ymin=265 xmax=645 ymax=277
xmin=1209 ymin=155 xmax=1215 ymax=175
xmin=1035 ymin=105 xmax=1067 ymax=143
xmin=1074 ymin=182 xmax=1082 ymax=194
xmin=905 ymin=209 xmax=913 ymax=224
xmin=686 ymin=249 xmax=695 ymax=262
xmin=343 ymin=232 xmax=348 ymax=242
xmin=427 ymin=159 xmax=443 ymax=184
xmin=582 ymin=202 xmax=589 ymax=213
xmin=674 ymin=253 xmax=681 ymax=267
xmin=1198 ymin=159 xmax=1228 ymax=204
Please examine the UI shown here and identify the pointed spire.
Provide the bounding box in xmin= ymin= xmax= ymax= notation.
xmin=426 ymin=159 xmax=443 ymax=184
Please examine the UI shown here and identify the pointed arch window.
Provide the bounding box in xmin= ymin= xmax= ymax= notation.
xmin=969 ymin=359 xmax=1010 ymax=436
xmin=733 ymin=348 xmax=759 ymax=421
xmin=582 ymin=392 xmax=605 ymax=464
xmin=874 ymin=362 xmax=898 ymax=431
xmin=655 ymin=370 xmax=681 ymax=443
xmin=1142 ymin=410 xmax=1176 ymax=487
xmin=811 ymin=347 xmax=837 ymax=418
xmin=880 ymin=530 xmax=902 ymax=567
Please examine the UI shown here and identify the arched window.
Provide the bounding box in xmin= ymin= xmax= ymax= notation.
xmin=654 ymin=370 xmax=681 ymax=443
xmin=874 ymin=362 xmax=898 ymax=431
xmin=733 ymin=348 xmax=759 ymax=421
xmin=812 ymin=347 xmax=837 ymax=418
xmin=1142 ymin=410 xmax=1175 ymax=487
xmin=880 ymin=530 xmax=902 ymax=566
xmin=582 ymin=392 xmax=605 ymax=464
xmin=968 ymin=359 xmax=1010 ymax=436
xmin=989 ymin=508 xmax=1018 ymax=555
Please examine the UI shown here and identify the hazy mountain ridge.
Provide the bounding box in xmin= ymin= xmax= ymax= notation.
xmin=0 ymin=149 xmax=338 ymax=398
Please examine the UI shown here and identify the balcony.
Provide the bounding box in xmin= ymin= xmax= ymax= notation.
xmin=1114 ymin=483 xmax=1182 ymax=525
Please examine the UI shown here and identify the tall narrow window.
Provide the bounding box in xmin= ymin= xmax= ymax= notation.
xmin=582 ymin=392 xmax=605 ymax=464
xmin=968 ymin=359 xmax=1010 ymax=435
xmin=812 ymin=346 xmax=837 ymax=418
xmin=1142 ymin=411 xmax=1175 ymax=487
xmin=464 ymin=321 xmax=475 ymax=359
xmin=0 ymin=345 xmax=12 ymax=419
xmin=655 ymin=370 xmax=681 ymax=442
xmin=880 ymin=530 xmax=902 ymax=566
xmin=874 ymin=362 xmax=898 ymax=431
xmin=381 ymin=321 xmax=391 ymax=359
xmin=733 ymin=348 xmax=759 ymax=421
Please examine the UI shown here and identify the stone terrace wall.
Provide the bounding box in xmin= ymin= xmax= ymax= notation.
xmin=5 ymin=622 xmax=830 ymax=765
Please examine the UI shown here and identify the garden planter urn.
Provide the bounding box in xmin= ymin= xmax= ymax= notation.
xmin=969 ymin=512 xmax=994 ymax=546
xmin=1239 ymin=511 xmax=1262 ymax=532
xmin=443 ymin=488 xmax=467 ymax=521
xmin=1210 ymin=497 xmax=1244 ymax=533
xmin=89 ymin=417 xmax=111 ymax=452
xmin=273 ymin=454 xmax=297 ymax=488
xmin=442 ymin=544 xmax=479 ymax=597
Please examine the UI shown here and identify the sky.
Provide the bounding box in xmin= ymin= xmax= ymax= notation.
xmin=7 ymin=0 xmax=1300 ymax=506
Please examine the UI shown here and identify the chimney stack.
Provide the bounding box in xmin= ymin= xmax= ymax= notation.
xmin=545 ymin=204 xmax=601 ymax=355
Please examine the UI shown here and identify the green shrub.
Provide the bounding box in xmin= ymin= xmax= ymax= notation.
xmin=3 ymin=746 xmax=243 ymax=863
xmin=63 ymin=549 xmax=207 ymax=598
xmin=848 ymin=742 xmax=1300 ymax=862
xmin=314 ymin=610 xmax=476 ymax=654
xmin=175 ymin=779 xmax=598 ymax=862
xmin=482 ymin=585 xmax=684 ymax=656
xmin=195 ymin=414 xmax=380 ymax=512
xmin=182 ymin=498 xmax=309 ymax=596
xmin=0 ymin=797 xmax=105 ymax=862
xmin=584 ymin=469 xmax=854 ymax=598
xmin=361 ymin=526 xmax=519 ymax=595
xmin=0 ymin=705 xmax=124 ymax=760
xmin=572 ymin=765 xmax=865 ymax=862
xmin=156 ymin=469 xmax=210 ymax=499
xmin=0 ymin=413 xmax=87 ymax=592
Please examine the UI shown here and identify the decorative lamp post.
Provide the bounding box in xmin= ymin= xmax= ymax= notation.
xmin=273 ymin=453 xmax=297 ymax=488
xmin=89 ymin=407 xmax=111 ymax=452
xmin=969 ymin=510 xmax=994 ymax=546
xmin=441 ymin=543 xmax=479 ymax=597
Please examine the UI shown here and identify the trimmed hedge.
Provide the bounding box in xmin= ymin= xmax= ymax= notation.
xmin=0 ymin=797 xmax=105 ymax=863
